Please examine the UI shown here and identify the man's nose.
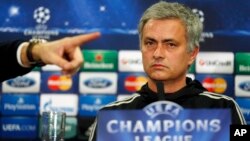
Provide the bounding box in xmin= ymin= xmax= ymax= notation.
xmin=153 ymin=45 xmax=164 ymax=58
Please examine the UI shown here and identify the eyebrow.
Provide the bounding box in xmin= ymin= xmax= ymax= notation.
xmin=144 ymin=37 xmax=156 ymax=42
xmin=144 ymin=37 xmax=176 ymax=43
xmin=162 ymin=39 xmax=176 ymax=43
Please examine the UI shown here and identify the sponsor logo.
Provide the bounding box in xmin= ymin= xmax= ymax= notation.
xmin=143 ymin=101 xmax=183 ymax=119
xmin=1 ymin=117 xmax=38 ymax=138
xmin=42 ymin=99 xmax=74 ymax=113
xmin=40 ymin=94 xmax=78 ymax=116
xmin=33 ymin=7 xmax=50 ymax=24
xmin=79 ymin=72 xmax=117 ymax=94
xmin=83 ymin=50 xmax=117 ymax=71
xmin=196 ymin=74 xmax=233 ymax=97
xmin=47 ymin=75 xmax=72 ymax=91
xmin=118 ymin=72 xmax=147 ymax=94
xmin=239 ymin=81 xmax=250 ymax=92
xmin=1 ymin=94 xmax=39 ymax=116
xmin=79 ymin=95 xmax=116 ymax=116
xmin=95 ymin=53 xmax=103 ymax=62
xmin=84 ymin=78 xmax=112 ymax=89
xmin=23 ymin=6 xmax=58 ymax=39
xmin=235 ymin=53 xmax=250 ymax=74
xmin=196 ymin=52 xmax=234 ymax=74
xmin=198 ymin=59 xmax=231 ymax=67
xmin=192 ymin=9 xmax=204 ymax=23
xmin=239 ymin=65 xmax=250 ymax=72
xmin=98 ymin=101 xmax=229 ymax=141
xmin=119 ymin=50 xmax=143 ymax=72
xmin=191 ymin=9 xmax=213 ymax=42
xmin=124 ymin=76 xmax=147 ymax=92
xmin=121 ymin=58 xmax=142 ymax=65
xmin=4 ymin=97 xmax=36 ymax=112
xmin=202 ymin=77 xmax=227 ymax=93
xmin=2 ymin=72 xmax=40 ymax=93
xmin=5 ymin=77 xmax=35 ymax=88
xmin=84 ymin=62 xmax=114 ymax=69
xmin=81 ymin=98 xmax=102 ymax=112
xmin=2 ymin=124 xmax=36 ymax=132
xmin=235 ymin=75 xmax=250 ymax=97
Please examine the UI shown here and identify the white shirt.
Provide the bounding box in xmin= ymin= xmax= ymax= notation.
xmin=16 ymin=42 xmax=28 ymax=67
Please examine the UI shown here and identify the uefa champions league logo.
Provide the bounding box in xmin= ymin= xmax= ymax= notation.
xmin=143 ymin=101 xmax=183 ymax=119
xmin=192 ymin=8 xmax=204 ymax=23
xmin=191 ymin=8 xmax=213 ymax=42
xmin=99 ymin=100 xmax=228 ymax=141
xmin=24 ymin=6 xmax=58 ymax=39
xmin=33 ymin=7 xmax=50 ymax=24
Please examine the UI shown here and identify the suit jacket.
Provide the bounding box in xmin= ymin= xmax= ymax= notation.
xmin=0 ymin=40 xmax=33 ymax=82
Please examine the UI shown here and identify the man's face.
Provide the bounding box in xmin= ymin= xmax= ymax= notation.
xmin=141 ymin=19 xmax=198 ymax=82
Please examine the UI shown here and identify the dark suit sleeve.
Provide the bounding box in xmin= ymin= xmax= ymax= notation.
xmin=0 ymin=40 xmax=33 ymax=82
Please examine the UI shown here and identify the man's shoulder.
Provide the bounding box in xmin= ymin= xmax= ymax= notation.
xmin=199 ymin=91 xmax=235 ymax=101
xmin=197 ymin=91 xmax=237 ymax=106
xmin=100 ymin=94 xmax=141 ymax=110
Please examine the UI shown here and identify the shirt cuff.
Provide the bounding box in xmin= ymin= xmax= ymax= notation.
xmin=17 ymin=42 xmax=30 ymax=68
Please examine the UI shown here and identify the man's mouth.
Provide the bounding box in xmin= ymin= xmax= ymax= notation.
xmin=152 ymin=64 xmax=165 ymax=68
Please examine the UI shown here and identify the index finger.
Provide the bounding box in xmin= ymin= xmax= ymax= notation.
xmin=68 ymin=32 xmax=101 ymax=47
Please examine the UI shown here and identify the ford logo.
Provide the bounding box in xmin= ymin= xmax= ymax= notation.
xmin=84 ymin=78 xmax=112 ymax=88
xmin=6 ymin=77 xmax=35 ymax=88
xmin=239 ymin=81 xmax=250 ymax=92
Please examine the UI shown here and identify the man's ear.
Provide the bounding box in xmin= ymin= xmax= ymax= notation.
xmin=188 ymin=47 xmax=199 ymax=65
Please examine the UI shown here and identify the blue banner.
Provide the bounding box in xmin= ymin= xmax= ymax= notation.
xmin=1 ymin=94 xmax=39 ymax=116
xmin=0 ymin=0 xmax=250 ymax=51
xmin=97 ymin=101 xmax=231 ymax=141
xmin=79 ymin=95 xmax=116 ymax=117
xmin=236 ymin=98 xmax=250 ymax=121
xmin=0 ymin=117 xmax=38 ymax=139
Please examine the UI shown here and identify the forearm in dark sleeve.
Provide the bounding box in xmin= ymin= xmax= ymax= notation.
xmin=0 ymin=40 xmax=33 ymax=82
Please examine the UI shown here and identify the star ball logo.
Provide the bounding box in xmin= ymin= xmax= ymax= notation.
xmin=192 ymin=8 xmax=214 ymax=42
xmin=24 ymin=6 xmax=58 ymax=39
xmin=143 ymin=101 xmax=183 ymax=119
xmin=192 ymin=9 xmax=204 ymax=23
xmin=33 ymin=7 xmax=50 ymax=24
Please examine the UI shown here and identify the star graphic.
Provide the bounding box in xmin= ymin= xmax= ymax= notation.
xmin=9 ymin=6 xmax=19 ymax=16
xmin=100 ymin=5 xmax=106 ymax=12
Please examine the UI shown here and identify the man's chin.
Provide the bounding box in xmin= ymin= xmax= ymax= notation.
xmin=149 ymin=75 xmax=168 ymax=81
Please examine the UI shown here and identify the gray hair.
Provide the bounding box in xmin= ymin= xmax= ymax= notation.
xmin=138 ymin=1 xmax=203 ymax=52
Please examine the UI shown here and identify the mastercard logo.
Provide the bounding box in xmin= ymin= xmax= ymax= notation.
xmin=202 ymin=77 xmax=227 ymax=93
xmin=124 ymin=76 xmax=147 ymax=92
xmin=47 ymin=75 xmax=73 ymax=91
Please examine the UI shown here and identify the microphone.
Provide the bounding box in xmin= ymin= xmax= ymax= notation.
xmin=156 ymin=81 xmax=165 ymax=101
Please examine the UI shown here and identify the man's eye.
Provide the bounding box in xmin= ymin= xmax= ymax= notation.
xmin=167 ymin=42 xmax=176 ymax=48
xmin=145 ymin=41 xmax=155 ymax=47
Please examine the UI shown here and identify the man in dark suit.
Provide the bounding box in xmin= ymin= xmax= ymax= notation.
xmin=0 ymin=32 xmax=100 ymax=82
